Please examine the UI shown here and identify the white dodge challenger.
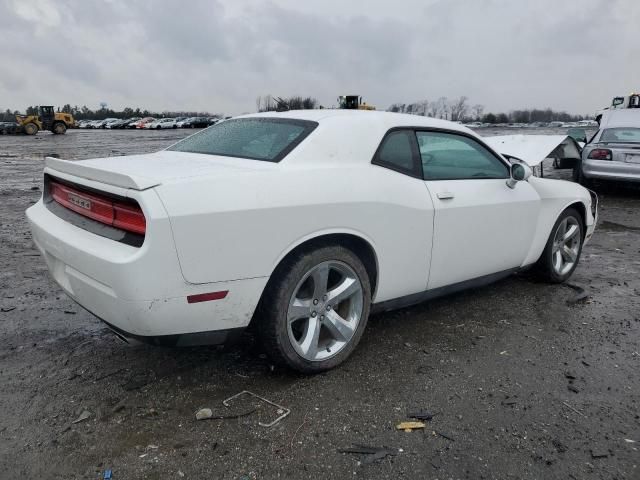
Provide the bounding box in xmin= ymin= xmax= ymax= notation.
xmin=26 ymin=111 xmax=597 ymax=372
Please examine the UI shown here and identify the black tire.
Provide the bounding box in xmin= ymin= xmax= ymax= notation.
xmin=258 ymin=245 xmax=371 ymax=373
xmin=24 ymin=123 xmax=39 ymax=135
xmin=572 ymin=163 xmax=593 ymax=189
xmin=52 ymin=122 xmax=66 ymax=134
xmin=534 ymin=208 xmax=584 ymax=283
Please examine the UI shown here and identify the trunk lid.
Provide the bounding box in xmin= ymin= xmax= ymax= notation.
xmin=45 ymin=151 xmax=275 ymax=191
xmin=602 ymin=144 xmax=640 ymax=163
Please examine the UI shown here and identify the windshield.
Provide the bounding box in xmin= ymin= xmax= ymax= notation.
xmin=600 ymin=128 xmax=640 ymax=143
xmin=168 ymin=118 xmax=318 ymax=162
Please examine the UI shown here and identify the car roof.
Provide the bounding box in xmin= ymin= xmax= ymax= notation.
xmin=238 ymin=109 xmax=473 ymax=134
xmin=601 ymin=109 xmax=640 ymax=128
xmin=230 ymin=110 xmax=482 ymax=166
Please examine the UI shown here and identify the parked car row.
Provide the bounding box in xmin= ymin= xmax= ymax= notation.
xmin=0 ymin=121 xmax=20 ymax=134
xmin=464 ymin=120 xmax=599 ymax=129
xmin=76 ymin=116 xmax=223 ymax=130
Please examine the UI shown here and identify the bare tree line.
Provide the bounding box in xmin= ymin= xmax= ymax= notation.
xmin=256 ymin=95 xmax=318 ymax=112
xmin=387 ymin=96 xmax=587 ymax=123
xmin=387 ymin=96 xmax=484 ymax=122
xmin=2 ymin=96 xmax=588 ymax=125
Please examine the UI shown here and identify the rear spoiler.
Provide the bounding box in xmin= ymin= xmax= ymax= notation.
xmin=45 ymin=157 xmax=160 ymax=190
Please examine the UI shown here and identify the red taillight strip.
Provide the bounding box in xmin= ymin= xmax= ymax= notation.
xmin=187 ymin=291 xmax=229 ymax=304
xmin=50 ymin=182 xmax=114 ymax=224
xmin=113 ymin=203 xmax=146 ymax=235
xmin=49 ymin=180 xmax=146 ymax=235
xmin=588 ymin=148 xmax=612 ymax=160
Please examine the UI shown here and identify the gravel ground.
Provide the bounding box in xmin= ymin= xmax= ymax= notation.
xmin=0 ymin=128 xmax=638 ymax=479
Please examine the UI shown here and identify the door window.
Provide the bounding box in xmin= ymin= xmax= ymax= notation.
xmin=417 ymin=131 xmax=509 ymax=180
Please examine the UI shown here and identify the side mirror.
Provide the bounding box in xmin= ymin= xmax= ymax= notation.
xmin=506 ymin=162 xmax=532 ymax=189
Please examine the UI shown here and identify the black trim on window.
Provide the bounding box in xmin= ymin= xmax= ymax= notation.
xmin=371 ymin=126 xmax=511 ymax=181
xmin=371 ymin=128 xmax=423 ymax=179
xmin=167 ymin=118 xmax=319 ymax=163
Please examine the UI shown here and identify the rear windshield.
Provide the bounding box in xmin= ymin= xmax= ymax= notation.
xmin=168 ymin=118 xmax=318 ymax=162
xmin=600 ymin=128 xmax=640 ymax=143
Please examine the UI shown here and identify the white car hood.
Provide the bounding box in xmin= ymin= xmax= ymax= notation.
xmin=45 ymin=151 xmax=275 ymax=190
xmin=484 ymin=135 xmax=582 ymax=167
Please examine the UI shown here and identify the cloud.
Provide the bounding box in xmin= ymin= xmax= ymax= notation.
xmin=0 ymin=0 xmax=638 ymax=115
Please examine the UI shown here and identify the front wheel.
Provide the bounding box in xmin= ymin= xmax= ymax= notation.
xmin=23 ymin=123 xmax=39 ymax=135
xmin=259 ymin=245 xmax=371 ymax=373
xmin=535 ymin=208 xmax=584 ymax=283
xmin=52 ymin=122 xmax=66 ymax=134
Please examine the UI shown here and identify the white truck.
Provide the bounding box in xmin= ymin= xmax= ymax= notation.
xmin=596 ymin=93 xmax=640 ymax=124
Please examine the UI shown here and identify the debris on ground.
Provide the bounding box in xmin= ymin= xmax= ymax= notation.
xmin=195 ymin=408 xmax=213 ymax=421
xmin=338 ymin=444 xmax=399 ymax=465
xmin=195 ymin=407 xmax=257 ymax=421
xmin=72 ymin=410 xmax=91 ymax=424
xmin=433 ymin=430 xmax=456 ymax=442
xmin=590 ymin=448 xmax=609 ymax=459
xmin=1 ymin=307 xmax=16 ymax=312
xmin=565 ymin=283 xmax=590 ymax=305
xmin=396 ymin=421 xmax=425 ymax=432
xmin=568 ymin=385 xmax=580 ymax=393
xmin=562 ymin=401 xmax=587 ymax=418
xmin=223 ymin=391 xmax=290 ymax=427
xmin=407 ymin=410 xmax=434 ymax=421
xmin=103 ymin=469 xmax=112 ymax=479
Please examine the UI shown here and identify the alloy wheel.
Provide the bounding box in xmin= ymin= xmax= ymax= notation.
xmin=551 ymin=216 xmax=581 ymax=276
xmin=287 ymin=261 xmax=363 ymax=362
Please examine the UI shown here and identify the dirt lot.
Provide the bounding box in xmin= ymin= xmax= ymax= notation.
xmin=1 ymin=129 xmax=639 ymax=479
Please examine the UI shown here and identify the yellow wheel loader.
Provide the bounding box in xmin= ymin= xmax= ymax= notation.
xmin=15 ymin=106 xmax=74 ymax=135
xmin=337 ymin=95 xmax=376 ymax=110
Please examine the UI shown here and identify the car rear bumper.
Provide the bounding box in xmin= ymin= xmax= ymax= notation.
xmin=582 ymin=159 xmax=640 ymax=182
xmin=26 ymin=197 xmax=267 ymax=339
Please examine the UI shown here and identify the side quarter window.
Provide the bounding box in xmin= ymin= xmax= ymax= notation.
xmin=373 ymin=130 xmax=421 ymax=178
xmin=417 ymin=131 xmax=509 ymax=180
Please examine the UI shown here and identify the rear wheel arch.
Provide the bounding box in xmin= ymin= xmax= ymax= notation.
xmin=250 ymin=233 xmax=379 ymax=330
xmin=269 ymin=233 xmax=378 ymax=298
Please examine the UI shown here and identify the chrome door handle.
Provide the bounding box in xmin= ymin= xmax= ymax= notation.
xmin=437 ymin=191 xmax=455 ymax=200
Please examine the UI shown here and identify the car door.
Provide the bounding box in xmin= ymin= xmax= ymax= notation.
xmin=417 ymin=130 xmax=540 ymax=290
xmin=371 ymin=129 xmax=435 ymax=297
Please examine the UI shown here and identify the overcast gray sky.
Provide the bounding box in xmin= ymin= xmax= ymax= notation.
xmin=1 ymin=0 xmax=638 ymax=116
